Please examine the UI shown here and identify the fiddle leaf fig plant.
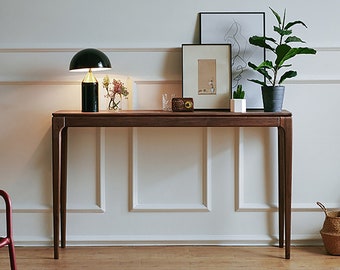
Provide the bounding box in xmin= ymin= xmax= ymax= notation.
xmin=248 ymin=7 xmax=317 ymax=86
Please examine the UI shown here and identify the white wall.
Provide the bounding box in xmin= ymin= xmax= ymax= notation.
xmin=0 ymin=0 xmax=338 ymax=246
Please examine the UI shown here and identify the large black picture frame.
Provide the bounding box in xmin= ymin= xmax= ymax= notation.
xmin=200 ymin=12 xmax=265 ymax=108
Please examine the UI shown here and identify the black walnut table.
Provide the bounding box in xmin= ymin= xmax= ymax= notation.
xmin=52 ymin=110 xmax=292 ymax=259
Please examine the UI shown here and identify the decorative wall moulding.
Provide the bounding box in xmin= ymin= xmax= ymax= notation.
xmin=67 ymin=128 xmax=106 ymax=213
xmin=129 ymin=128 xmax=212 ymax=212
xmin=234 ymin=127 xmax=336 ymax=213
xmin=0 ymin=47 xmax=182 ymax=53
xmin=1 ymin=78 xmax=339 ymax=86
xmin=0 ymin=81 xmax=80 ymax=86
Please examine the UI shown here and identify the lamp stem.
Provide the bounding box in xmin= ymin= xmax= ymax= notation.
xmin=82 ymin=69 xmax=98 ymax=112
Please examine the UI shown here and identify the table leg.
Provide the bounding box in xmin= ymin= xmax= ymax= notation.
xmin=284 ymin=118 xmax=293 ymax=259
xmin=60 ymin=128 xmax=68 ymax=248
xmin=278 ymin=127 xmax=285 ymax=248
xmin=52 ymin=152 xmax=60 ymax=259
xmin=278 ymin=118 xmax=293 ymax=259
xmin=52 ymin=117 xmax=65 ymax=259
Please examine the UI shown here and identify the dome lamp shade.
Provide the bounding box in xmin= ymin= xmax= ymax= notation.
xmin=69 ymin=48 xmax=111 ymax=72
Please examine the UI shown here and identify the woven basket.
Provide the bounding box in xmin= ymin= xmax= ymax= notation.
xmin=317 ymin=202 xmax=340 ymax=255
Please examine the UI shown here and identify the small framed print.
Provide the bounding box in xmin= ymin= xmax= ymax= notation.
xmin=182 ymin=44 xmax=232 ymax=109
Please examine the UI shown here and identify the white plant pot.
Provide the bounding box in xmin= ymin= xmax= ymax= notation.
xmin=230 ymin=99 xmax=246 ymax=113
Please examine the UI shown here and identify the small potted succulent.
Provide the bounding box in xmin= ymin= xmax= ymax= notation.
xmin=248 ymin=7 xmax=316 ymax=112
xmin=230 ymin=85 xmax=246 ymax=113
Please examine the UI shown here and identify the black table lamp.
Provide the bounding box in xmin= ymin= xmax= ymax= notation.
xmin=69 ymin=48 xmax=111 ymax=112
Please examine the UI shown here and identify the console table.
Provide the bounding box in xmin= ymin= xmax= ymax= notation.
xmin=52 ymin=110 xmax=292 ymax=259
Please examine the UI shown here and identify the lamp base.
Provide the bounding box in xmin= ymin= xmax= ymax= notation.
xmin=82 ymin=82 xmax=98 ymax=112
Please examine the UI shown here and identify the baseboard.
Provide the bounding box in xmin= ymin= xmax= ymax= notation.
xmin=14 ymin=234 xmax=323 ymax=247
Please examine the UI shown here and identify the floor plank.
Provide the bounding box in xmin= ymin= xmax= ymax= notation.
xmin=0 ymin=246 xmax=339 ymax=270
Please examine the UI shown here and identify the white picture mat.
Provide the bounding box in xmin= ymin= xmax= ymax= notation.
xmin=182 ymin=44 xmax=231 ymax=109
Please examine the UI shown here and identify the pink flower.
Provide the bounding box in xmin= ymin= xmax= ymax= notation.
xmin=102 ymin=76 xmax=129 ymax=98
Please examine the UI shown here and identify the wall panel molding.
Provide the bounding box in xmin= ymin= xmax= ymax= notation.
xmin=0 ymin=48 xmax=181 ymax=53
xmin=0 ymin=130 xmax=106 ymax=214
xmin=0 ymin=47 xmax=340 ymax=86
xmin=234 ymin=128 xmax=336 ymax=213
xmin=133 ymin=80 xmax=182 ymax=85
xmin=129 ymin=128 xmax=212 ymax=212
xmin=0 ymin=81 xmax=79 ymax=86
xmin=65 ymin=128 xmax=106 ymax=213
xmin=0 ymin=46 xmax=335 ymax=54
xmin=0 ymin=79 xmax=182 ymax=86
xmin=2 ymin=79 xmax=340 ymax=87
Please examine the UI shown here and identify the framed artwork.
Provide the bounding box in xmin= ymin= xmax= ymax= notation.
xmin=182 ymin=44 xmax=232 ymax=110
xmin=200 ymin=12 xmax=265 ymax=108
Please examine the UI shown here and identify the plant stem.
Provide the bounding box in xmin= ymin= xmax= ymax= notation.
xmin=273 ymin=10 xmax=286 ymax=86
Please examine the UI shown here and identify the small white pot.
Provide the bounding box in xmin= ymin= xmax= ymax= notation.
xmin=230 ymin=99 xmax=246 ymax=113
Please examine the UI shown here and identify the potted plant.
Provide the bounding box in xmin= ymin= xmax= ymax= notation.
xmin=230 ymin=85 xmax=246 ymax=113
xmin=248 ymin=7 xmax=317 ymax=112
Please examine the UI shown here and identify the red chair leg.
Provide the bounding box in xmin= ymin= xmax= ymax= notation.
xmin=0 ymin=190 xmax=17 ymax=270
xmin=9 ymin=241 xmax=17 ymax=270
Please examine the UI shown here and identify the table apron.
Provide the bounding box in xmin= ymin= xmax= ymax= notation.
xmin=60 ymin=116 xmax=282 ymax=128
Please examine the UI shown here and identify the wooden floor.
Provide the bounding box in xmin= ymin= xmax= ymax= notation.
xmin=1 ymin=246 xmax=339 ymax=270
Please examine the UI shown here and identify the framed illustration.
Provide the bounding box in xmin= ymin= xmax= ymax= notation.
xmin=182 ymin=44 xmax=231 ymax=110
xmin=200 ymin=12 xmax=265 ymax=108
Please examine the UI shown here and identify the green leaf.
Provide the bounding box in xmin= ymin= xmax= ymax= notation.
xmin=275 ymin=44 xmax=291 ymax=66
xmin=248 ymin=62 xmax=258 ymax=70
xmin=274 ymin=26 xmax=292 ymax=37
xmin=248 ymin=79 xmax=267 ymax=86
xmin=270 ymin=7 xmax=281 ymax=25
xmin=278 ymin=47 xmax=317 ymax=66
xmin=257 ymin=60 xmax=274 ymax=70
xmin=285 ymin=20 xmax=307 ymax=30
xmin=248 ymin=62 xmax=272 ymax=80
xmin=279 ymin=70 xmax=297 ymax=84
xmin=285 ymin=36 xmax=306 ymax=43
xmin=278 ymin=64 xmax=292 ymax=70
xmin=249 ymin=36 xmax=276 ymax=51
xmin=233 ymin=85 xmax=245 ymax=99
